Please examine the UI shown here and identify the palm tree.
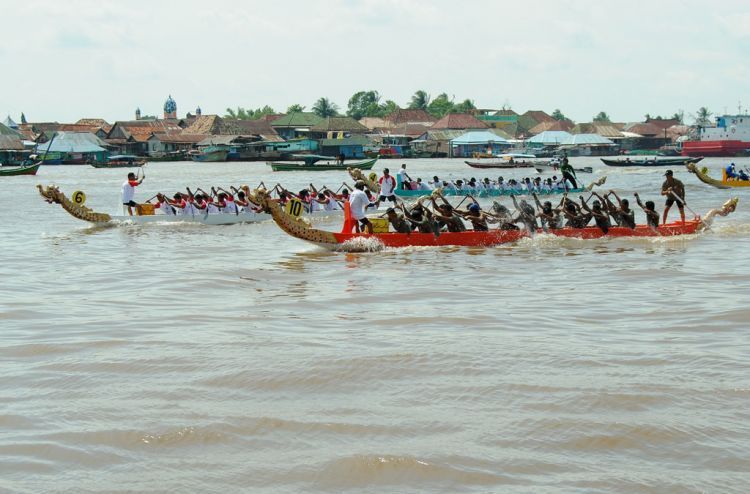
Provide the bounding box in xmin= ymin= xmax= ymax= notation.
xmin=312 ymin=97 xmax=339 ymax=118
xmin=695 ymin=107 xmax=712 ymax=126
xmin=408 ymin=90 xmax=430 ymax=110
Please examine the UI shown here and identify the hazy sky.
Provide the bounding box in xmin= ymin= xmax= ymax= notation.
xmin=2 ymin=0 xmax=749 ymax=124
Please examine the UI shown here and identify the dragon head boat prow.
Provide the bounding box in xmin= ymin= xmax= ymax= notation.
xmin=37 ymin=184 xmax=112 ymax=223
xmin=700 ymin=197 xmax=739 ymax=230
xmin=348 ymin=167 xmax=379 ymax=193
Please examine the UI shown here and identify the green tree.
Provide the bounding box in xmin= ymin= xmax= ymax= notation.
xmin=347 ymin=90 xmax=384 ymax=120
xmin=224 ymin=106 xmax=276 ymax=120
xmin=593 ymin=111 xmax=610 ymax=123
xmin=694 ymin=107 xmax=712 ymax=126
xmin=287 ymin=104 xmax=306 ymax=113
xmin=311 ymin=97 xmax=339 ymax=118
xmin=454 ymin=99 xmax=476 ymax=113
xmin=427 ymin=93 xmax=455 ymax=118
xmin=671 ymin=110 xmax=685 ymax=124
xmin=408 ymin=90 xmax=430 ymax=110
xmin=382 ymin=100 xmax=399 ymax=115
xmin=551 ymin=109 xmax=567 ymax=121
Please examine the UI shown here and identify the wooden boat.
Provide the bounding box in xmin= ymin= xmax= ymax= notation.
xmin=601 ymin=156 xmax=703 ymax=167
xmin=0 ymin=162 xmax=41 ymax=176
xmin=247 ymin=188 xmax=738 ymax=251
xmin=90 ymin=155 xmax=146 ymax=168
xmin=36 ymin=185 xmax=344 ymax=225
xmin=464 ymin=160 xmax=538 ymax=169
xmin=267 ymin=155 xmax=377 ymax=172
xmin=189 ymin=146 xmax=229 ymax=162
xmin=685 ymin=163 xmax=750 ymax=189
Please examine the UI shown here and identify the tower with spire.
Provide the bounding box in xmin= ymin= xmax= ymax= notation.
xmin=196 ymin=106 xmax=202 ymax=117
xmin=164 ymin=95 xmax=177 ymax=119
xmin=135 ymin=107 xmax=141 ymax=120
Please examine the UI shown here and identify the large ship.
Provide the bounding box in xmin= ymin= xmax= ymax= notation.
xmin=681 ymin=114 xmax=750 ymax=157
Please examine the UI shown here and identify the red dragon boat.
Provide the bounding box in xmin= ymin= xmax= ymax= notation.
xmin=248 ymin=189 xmax=738 ymax=251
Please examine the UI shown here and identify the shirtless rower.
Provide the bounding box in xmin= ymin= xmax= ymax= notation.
xmin=605 ymin=190 xmax=635 ymax=228
xmin=580 ymin=195 xmax=610 ymax=233
xmin=634 ymin=193 xmax=660 ymax=228
xmin=429 ymin=193 xmax=467 ymax=232
xmin=532 ymin=192 xmax=561 ymax=230
xmin=385 ymin=207 xmax=412 ymax=233
xmin=454 ymin=199 xmax=489 ymax=231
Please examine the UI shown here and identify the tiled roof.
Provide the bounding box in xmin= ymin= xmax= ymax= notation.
xmin=384 ymin=109 xmax=436 ymax=126
xmin=431 ymin=113 xmax=489 ymax=130
xmin=311 ymin=116 xmax=368 ymax=133
xmin=359 ymin=117 xmax=387 ymax=130
xmin=646 ymin=118 xmax=680 ymax=130
xmin=149 ymin=133 xmax=209 ymax=144
xmin=570 ymin=123 xmax=624 ymax=138
xmin=75 ymin=118 xmax=110 ymax=127
xmin=270 ymin=112 xmax=324 ymax=127
xmin=494 ymin=109 xmax=519 ymax=116
xmin=624 ymin=122 xmax=664 ymax=136
xmin=386 ymin=123 xmax=432 ymax=137
xmin=529 ymin=120 xmax=574 ymax=134
xmin=182 ymin=115 xmax=281 ymax=141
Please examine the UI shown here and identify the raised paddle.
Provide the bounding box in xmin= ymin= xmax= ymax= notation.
xmin=669 ymin=190 xmax=698 ymax=219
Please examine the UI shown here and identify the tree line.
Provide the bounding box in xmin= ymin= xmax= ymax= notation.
xmin=224 ymin=91 xmax=711 ymax=127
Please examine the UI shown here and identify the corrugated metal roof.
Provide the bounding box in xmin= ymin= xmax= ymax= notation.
xmin=319 ymin=136 xmax=370 ymax=146
xmin=270 ymin=112 xmax=324 ymax=127
xmin=310 ymin=116 xmax=368 ymax=133
xmin=526 ymin=131 xmax=573 ymax=144
xmin=35 ymin=132 xmax=108 ymax=153
xmin=450 ymin=131 xmax=508 ymax=144
xmin=561 ymin=133 xmax=614 ymax=145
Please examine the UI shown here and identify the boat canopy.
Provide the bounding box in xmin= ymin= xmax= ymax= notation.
xmin=450 ymin=131 xmax=509 ymax=145
xmin=291 ymin=154 xmax=337 ymax=165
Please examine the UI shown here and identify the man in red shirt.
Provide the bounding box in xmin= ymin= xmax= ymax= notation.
xmin=376 ymin=168 xmax=397 ymax=208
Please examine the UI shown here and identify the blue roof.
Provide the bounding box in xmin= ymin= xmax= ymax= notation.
xmin=450 ymin=130 xmax=509 ymax=145
xmin=36 ymin=132 xmax=108 ymax=153
xmin=525 ymin=131 xmax=573 ymax=144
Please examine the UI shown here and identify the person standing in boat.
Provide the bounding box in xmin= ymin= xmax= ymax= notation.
xmin=376 ymin=168 xmax=397 ymax=207
xmin=559 ymin=157 xmax=578 ymax=189
xmin=350 ymin=181 xmax=374 ymax=233
xmin=121 ymin=171 xmax=144 ymax=216
xmin=661 ymin=169 xmax=686 ymax=224
xmin=397 ymin=164 xmax=412 ymax=190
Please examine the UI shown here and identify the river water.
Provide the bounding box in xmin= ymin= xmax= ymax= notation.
xmin=2 ymin=157 xmax=749 ymax=493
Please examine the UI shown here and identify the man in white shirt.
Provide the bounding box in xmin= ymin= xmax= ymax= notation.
xmin=397 ymin=163 xmax=412 ymax=190
xmin=121 ymin=172 xmax=144 ymax=216
xmin=349 ymin=181 xmax=373 ymax=233
xmin=377 ymin=168 xmax=397 ymax=208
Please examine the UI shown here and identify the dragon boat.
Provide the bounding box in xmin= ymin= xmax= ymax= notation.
xmin=0 ymin=162 xmax=41 ymax=176
xmin=685 ymin=163 xmax=750 ymax=189
xmin=36 ymin=185 xmax=343 ymax=225
xmin=601 ymin=156 xmax=703 ymax=167
xmin=247 ymin=187 xmax=739 ymax=251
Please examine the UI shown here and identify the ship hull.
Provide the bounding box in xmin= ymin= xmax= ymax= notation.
xmin=681 ymin=140 xmax=750 ymax=157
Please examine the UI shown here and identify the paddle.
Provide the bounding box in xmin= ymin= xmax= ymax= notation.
xmin=670 ymin=190 xmax=698 ymax=219
xmin=39 ymin=132 xmax=57 ymax=164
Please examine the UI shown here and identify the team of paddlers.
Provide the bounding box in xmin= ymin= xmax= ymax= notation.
xmin=121 ymin=166 xmax=690 ymax=235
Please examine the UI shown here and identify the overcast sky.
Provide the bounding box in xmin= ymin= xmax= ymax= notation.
xmin=2 ymin=0 xmax=749 ymax=124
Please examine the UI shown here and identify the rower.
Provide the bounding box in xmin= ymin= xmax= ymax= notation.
xmin=430 ymin=176 xmax=442 ymax=189
xmin=511 ymin=195 xmax=538 ymax=231
xmin=490 ymin=201 xmax=519 ymax=230
xmin=155 ymin=193 xmax=175 ymax=215
xmin=580 ymin=196 xmax=610 ymax=233
xmin=726 ymin=162 xmax=738 ymax=180
xmin=429 ymin=193 xmax=467 ymax=232
xmin=121 ymin=172 xmax=144 ymax=216
xmin=560 ymin=195 xmax=591 ymax=228
xmin=400 ymin=202 xmax=439 ymax=235
xmin=634 ymin=193 xmax=660 ymax=228
xmin=385 ymin=207 xmax=412 ymax=233
xmin=532 ymin=193 xmax=560 ymax=230
xmin=349 ymin=181 xmax=374 ymax=233
xmin=605 ymin=190 xmax=635 ymax=228
xmin=455 ymin=200 xmax=489 ymax=231
xmin=661 ymin=169 xmax=686 ymax=224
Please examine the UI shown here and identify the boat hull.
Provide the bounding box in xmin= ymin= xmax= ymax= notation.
xmin=90 ymin=161 xmax=146 ymax=168
xmin=601 ymin=157 xmax=703 ymax=167
xmin=319 ymin=220 xmax=701 ymax=249
xmin=268 ymin=157 xmax=378 ymax=172
xmin=464 ymin=160 xmax=537 ymax=169
xmin=685 ymin=163 xmax=750 ymax=189
xmin=190 ymin=150 xmax=229 ymax=162
xmin=681 ymin=140 xmax=750 ymax=157
xmin=0 ymin=162 xmax=41 ymax=176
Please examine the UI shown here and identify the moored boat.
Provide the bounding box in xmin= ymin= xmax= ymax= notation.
xmin=247 ymin=188 xmax=738 ymax=251
xmin=601 ymin=156 xmax=703 ymax=167
xmin=681 ymin=114 xmax=750 ymax=157
xmin=685 ymin=163 xmax=750 ymax=189
xmin=267 ymin=155 xmax=377 ymax=172
xmin=189 ymin=146 xmax=229 ymax=162
xmin=90 ymin=155 xmax=146 ymax=168
xmin=464 ymin=160 xmax=538 ymax=169
xmin=0 ymin=161 xmax=41 ymax=176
